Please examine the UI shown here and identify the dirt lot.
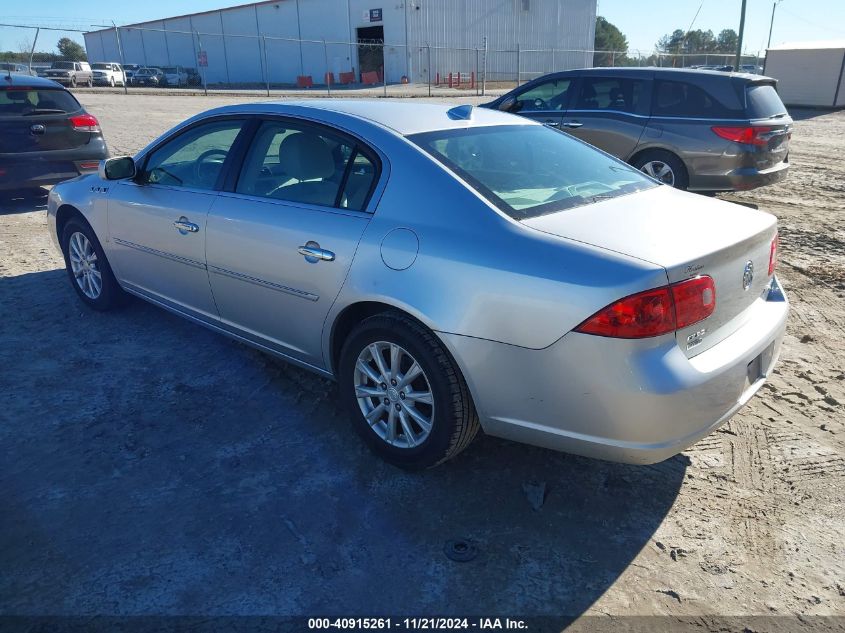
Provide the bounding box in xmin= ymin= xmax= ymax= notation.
xmin=1 ymin=93 xmax=844 ymax=629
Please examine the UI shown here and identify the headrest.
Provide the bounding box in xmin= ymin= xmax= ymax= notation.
xmin=278 ymin=132 xmax=335 ymax=181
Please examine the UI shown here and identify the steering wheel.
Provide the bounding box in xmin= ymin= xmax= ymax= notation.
xmin=194 ymin=148 xmax=229 ymax=184
xmin=532 ymin=97 xmax=550 ymax=110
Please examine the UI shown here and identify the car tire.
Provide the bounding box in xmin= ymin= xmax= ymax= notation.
xmin=70 ymin=75 xmax=77 ymax=88
xmin=109 ymin=77 xmax=115 ymax=87
xmin=60 ymin=217 xmax=126 ymax=311
xmin=87 ymin=77 xmax=93 ymax=88
xmin=633 ymin=150 xmax=689 ymax=190
xmin=339 ymin=312 xmax=480 ymax=470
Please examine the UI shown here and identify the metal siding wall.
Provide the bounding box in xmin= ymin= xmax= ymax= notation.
xmin=766 ymin=48 xmax=841 ymax=107
xmin=186 ymin=13 xmax=228 ymax=83
xmin=220 ymin=7 xmax=263 ymax=83
xmin=163 ymin=17 xmax=199 ymax=72
xmin=298 ymin=0 xmax=354 ymax=80
xmin=255 ymin=1 xmax=302 ymax=83
xmin=348 ymin=0 xmax=408 ymax=81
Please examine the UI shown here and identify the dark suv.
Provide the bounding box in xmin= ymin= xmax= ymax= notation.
xmin=482 ymin=67 xmax=791 ymax=192
xmin=0 ymin=75 xmax=108 ymax=192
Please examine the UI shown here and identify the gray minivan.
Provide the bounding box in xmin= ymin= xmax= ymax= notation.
xmin=482 ymin=67 xmax=791 ymax=193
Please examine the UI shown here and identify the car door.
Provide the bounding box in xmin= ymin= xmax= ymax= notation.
xmin=504 ymin=75 xmax=574 ymax=129
xmin=205 ymin=117 xmax=381 ymax=368
xmin=107 ymin=117 xmax=249 ymax=319
xmin=561 ymin=75 xmax=652 ymax=159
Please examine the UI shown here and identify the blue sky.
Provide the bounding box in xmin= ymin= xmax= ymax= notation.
xmin=2 ymin=0 xmax=844 ymax=55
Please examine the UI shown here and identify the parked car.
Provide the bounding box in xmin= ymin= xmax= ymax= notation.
xmin=132 ymin=67 xmax=164 ymax=86
xmin=186 ymin=67 xmax=202 ymax=86
xmin=482 ymin=67 xmax=792 ymax=193
xmin=47 ymin=101 xmax=787 ymax=469
xmin=43 ymin=61 xmax=93 ymax=88
xmin=123 ymin=64 xmax=141 ymax=84
xmin=0 ymin=74 xmax=108 ymax=192
xmin=741 ymin=64 xmax=764 ymax=74
xmin=161 ymin=65 xmax=188 ymax=87
xmin=0 ymin=62 xmax=37 ymax=76
xmin=91 ymin=62 xmax=126 ymax=87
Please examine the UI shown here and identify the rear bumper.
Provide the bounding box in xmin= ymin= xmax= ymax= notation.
xmin=689 ymin=159 xmax=789 ymax=192
xmin=0 ymin=141 xmax=108 ymax=190
xmin=439 ymin=276 xmax=789 ymax=464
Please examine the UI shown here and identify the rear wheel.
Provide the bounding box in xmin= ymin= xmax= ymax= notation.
xmin=339 ymin=313 xmax=479 ymax=469
xmin=109 ymin=77 xmax=115 ymax=87
xmin=70 ymin=75 xmax=77 ymax=88
xmin=86 ymin=77 xmax=93 ymax=88
xmin=633 ymin=150 xmax=689 ymax=190
xmin=60 ymin=217 xmax=125 ymax=310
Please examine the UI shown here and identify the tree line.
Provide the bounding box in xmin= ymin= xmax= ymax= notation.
xmin=594 ymin=16 xmax=742 ymax=67
xmin=0 ymin=38 xmax=87 ymax=64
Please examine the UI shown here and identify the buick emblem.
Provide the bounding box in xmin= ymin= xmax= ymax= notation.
xmin=742 ymin=260 xmax=754 ymax=290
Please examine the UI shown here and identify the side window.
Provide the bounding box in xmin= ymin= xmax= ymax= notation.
xmin=236 ymin=120 xmax=377 ymax=211
xmin=515 ymin=78 xmax=572 ymax=112
xmin=142 ymin=120 xmax=244 ymax=190
xmin=574 ymin=77 xmax=648 ymax=114
xmin=653 ymin=80 xmax=741 ymax=118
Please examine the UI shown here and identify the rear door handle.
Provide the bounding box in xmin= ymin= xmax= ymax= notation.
xmin=298 ymin=243 xmax=335 ymax=262
xmin=561 ymin=121 xmax=583 ymax=129
xmin=542 ymin=120 xmax=560 ymax=128
xmin=173 ymin=217 xmax=199 ymax=234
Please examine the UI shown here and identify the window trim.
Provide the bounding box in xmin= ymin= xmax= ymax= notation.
xmin=226 ymin=115 xmax=383 ymax=214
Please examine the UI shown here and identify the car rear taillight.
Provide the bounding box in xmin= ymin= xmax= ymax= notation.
xmin=69 ymin=113 xmax=100 ymax=133
xmin=711 ymin=125 xmax=772 ymax=146
xmin=768 ymin=233 xmax=779 ymax=276
xmin=575 ymin=276 xmax=716 ymax=339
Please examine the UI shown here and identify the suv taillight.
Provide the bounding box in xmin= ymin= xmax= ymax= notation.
xmin=575 ymin=276 xmax=716 ymax=339
xmin=712 ymin=125 xmax=772 ymax=146
xmin=768 ymin=233 xmax=779 ymax=276
xmin=69 ymin=113 xmax=100 ymax=133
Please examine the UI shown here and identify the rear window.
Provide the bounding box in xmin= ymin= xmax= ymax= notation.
xmin=52 ymin=62 xmax=75 ymax=70
xmin=0 ymin=88 xmax=81 ymax=116
xmin=653 ymin=79 xmax=744 ymax=118
xmin=92 ymin=63 xmax=111 ymax=70
xmin=409 ymin=125 xmax=656 ymax=220
xmin=745 ymin=84 xmax=787 ymax=119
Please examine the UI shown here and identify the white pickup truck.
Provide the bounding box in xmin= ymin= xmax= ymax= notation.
xmin=91 ymin=62 xmax=126 ymax=87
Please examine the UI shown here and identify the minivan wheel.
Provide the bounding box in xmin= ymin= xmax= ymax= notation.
xmin=339 ymin=313 xmax=480 ymax=470
xmin=60 ymin=217 xmax=126 ymax=310
xmin=633 ymin=150 xmax=689 ymax=190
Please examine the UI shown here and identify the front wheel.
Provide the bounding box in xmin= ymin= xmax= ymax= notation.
xmin=109 ymin=77 xmax=115 ymax=87
xmin=633 ymin=150 xmax=689 ymax=190
xmin=60 ymin=217 xmax=126 ymax=310
xmin=70 ymin=76 xmax=77 ymax=88
xmin=339 ymin=313 xmax=480 ymax=469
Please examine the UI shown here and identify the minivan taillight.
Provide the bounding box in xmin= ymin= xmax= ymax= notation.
xmin=712 ymin=125 xmax=772 ymax=146
xmin=69 ymin=113 xmax=100 ymax=133
xmin=575 ymin=276 xmax=716 ymax=339
xmin=768 ymin=233 xmax=779 ymax=276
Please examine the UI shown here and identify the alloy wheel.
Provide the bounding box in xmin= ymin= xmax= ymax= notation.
xmin=353 ymin=341 xmax=434 ymax=449
xmin=68 ymin=231 xmax=102 ymax=299
xmin=640 ymin=160 xmax=676 ymax=186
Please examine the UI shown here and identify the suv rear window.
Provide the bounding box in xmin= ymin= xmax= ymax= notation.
xmin=0 ymin=88 xmax=81 ymax=115
xmin=745 ymin=84 xmax=787 ymax=119
xmin=653 ymin=80 xmax=743 ymax=118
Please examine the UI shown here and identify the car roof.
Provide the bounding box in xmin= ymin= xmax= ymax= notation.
xmin=0 ymin=73 xmax=64 ymax=89
xmin=551 ymin=66 xmax=767 ymax=82
xmin=208 ymin=100 xmax=535 ymax=136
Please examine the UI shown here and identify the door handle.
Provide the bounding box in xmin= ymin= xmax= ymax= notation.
xmin=561 ymin=121 xmax=583 ymax=129
xmin=298 ymin=243 xmax=335 ymax=263
xmin=173 ymin=217 xmax=199 ymax=234
xmin=543 ymin=120 xmax=560 ymax=128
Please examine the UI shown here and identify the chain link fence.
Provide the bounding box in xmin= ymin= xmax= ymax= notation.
xmin=2 ymin=22 xmax=763 ymax=97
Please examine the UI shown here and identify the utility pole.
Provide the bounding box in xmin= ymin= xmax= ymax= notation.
xmin=735 ymin=0 xmax=748 ymax=71
xmin=767 ymin=0 xmax=784 ymax=49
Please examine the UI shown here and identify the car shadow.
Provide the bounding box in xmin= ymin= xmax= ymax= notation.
xmin=789 ymin=107 xmax=837 ymax=121
xmin=0 ymin=187 xmax=48 ymax=215
xmin=1 ymin=268 xmax=686 ymax=623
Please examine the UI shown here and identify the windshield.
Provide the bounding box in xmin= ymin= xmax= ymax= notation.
xmin=409 ymin=125 xmax=656 ymax=220
xmin=52 ymin=62 xmax=75 ymax=70
xmin=92 ymin=63 xmax=110 ymax=70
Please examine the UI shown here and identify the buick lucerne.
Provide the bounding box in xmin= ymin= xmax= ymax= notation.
xmin=47 ymin=101 xmax=788 ymax=469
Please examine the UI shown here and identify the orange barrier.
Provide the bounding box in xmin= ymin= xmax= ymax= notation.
xmin=296 ymin=75 xmax=313 ymax=88
xmin=361 ymin=70 xmax=380 ymax=85
xmin=339 ymin=71 xmax=355 ymax=84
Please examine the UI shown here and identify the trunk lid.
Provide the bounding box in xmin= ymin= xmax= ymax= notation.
xmin=522 ymin=186 xmax=777 ymax=357
xmin=0 ymin=87 xmax=89 ymax=154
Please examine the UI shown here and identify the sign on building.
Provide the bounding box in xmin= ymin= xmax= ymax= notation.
xmin=197 ymin=50 xmax=208 ymax=67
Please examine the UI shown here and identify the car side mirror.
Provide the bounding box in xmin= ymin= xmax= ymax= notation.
xmin=99 ymin=156 xmax=136 ymax=180
xmin=499 ymin=97 xmax=517 ymax=113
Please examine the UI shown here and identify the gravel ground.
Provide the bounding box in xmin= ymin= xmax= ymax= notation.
xmin=1 ymin=94 xmax=843 ymax=629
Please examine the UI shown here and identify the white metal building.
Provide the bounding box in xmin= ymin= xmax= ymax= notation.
xmin=83 ymin=0 xmax=596 ymax=85
xmin=764 ymin=40 xmax=845 ymax=108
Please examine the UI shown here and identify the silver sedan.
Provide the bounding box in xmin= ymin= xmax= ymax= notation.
xmin=47 ymin=100 xmax=788 ymax=469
